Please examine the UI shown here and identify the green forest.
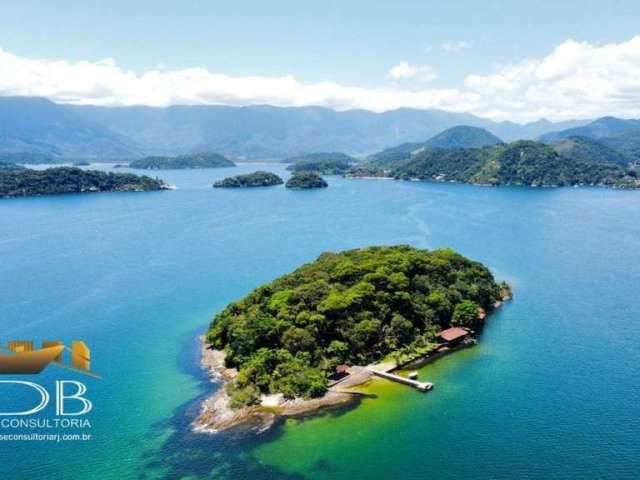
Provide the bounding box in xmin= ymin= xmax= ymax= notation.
xmin=213 ymin=171 xmax=283 ymax=188
xmin=129 ymin=152 xmax=234 ymax=169
xmin=207 ymin=245 xmax=509 ymax=406
xmin=0 ymin=167 xmax=166 ymax=198
xmin=359 ymin=140 xmax=639 ymax=188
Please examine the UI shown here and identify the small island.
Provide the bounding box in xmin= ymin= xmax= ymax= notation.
xmin=129 ymin=152 xmax=235 ymax=170
xmin=285 ymin=172 xmax=328 ymax=189
xmin=73 ymin=161 xmax=90 ymax=166
xmin=0 ymin=167 xmax=169 ymax=198
xmin=196 ymin=245 xmax=511 ymax=432
xmin=213 ymin=171 xmax=284 ymax=188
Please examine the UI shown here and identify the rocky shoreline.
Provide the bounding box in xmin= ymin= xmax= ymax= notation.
xmin=193 ymin=338 xmax=364 ymax=434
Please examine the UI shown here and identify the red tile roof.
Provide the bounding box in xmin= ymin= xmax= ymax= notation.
xmin=335 ymin=364 xmax=349 ymax=374
xmin=437 ymin=327 xmax=468 ymax=342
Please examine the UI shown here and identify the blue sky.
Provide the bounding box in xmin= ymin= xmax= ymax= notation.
xmin=1 ymin=0 xmax=640 ymax=121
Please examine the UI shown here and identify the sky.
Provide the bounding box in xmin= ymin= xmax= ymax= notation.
xmin=1 ymin=0 xmax=640 ymax=122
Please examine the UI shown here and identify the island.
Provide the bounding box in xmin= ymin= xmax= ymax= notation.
xmin=213 ymin=171 xmax=283 ymax=188
xmin=282 ymin=152 xmax=355 ymax=164
xmin=196 ymin=245 xmax=511 ymax=432
xmin=129 ymin=152 xmax=235 ymax=170
xmin=285 ymin=172 xmax=328 ymax=189
xmin=0 ymin=167 xmax=169 ymax=198
xmin=73 ymin=161 xmax=90 ymax=166
xmin=352 ymin=140 xmax=639 ymax=188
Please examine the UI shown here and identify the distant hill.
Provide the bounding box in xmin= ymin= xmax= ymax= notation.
xmin=0 ymin=152 xmax=58 ymax=164
xmin=424 ymin=126 xmax=502 ymax=149
xmin=358 ymin=140 xmax=638 ymax=188
xmin=540 ymin=117 xmax=640 ymax=143
xmin=282 ymin=152 xmax=355 ymax=164
xmin=0 ymin=96 xmax=593 ymax=159
xmin=552 ymin=137 xmax=633 ymax=166
xmin=600 ymin=129 xmax=640 ymax=161
xmin=367 ymin=126 xmax=502 ymax=166
xmin=0 ymin=97 xmax=141 ymax=158
xmin=129 ymin=152 xmax=234 ymax=170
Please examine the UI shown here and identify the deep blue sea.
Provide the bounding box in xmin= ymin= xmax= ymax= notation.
xmin=1 ymin=163 xmax=639 ymax=479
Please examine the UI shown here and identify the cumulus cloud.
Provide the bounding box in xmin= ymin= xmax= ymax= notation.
xmin=388 ymin=61 xmax=436 ymax=82
xmin=441 ymin=41 xmax=470 ymax=52
xmin=465 ymin=36 xmax=640 ymax=120
xmin=2 ymin=36 xmax=640 ymax=122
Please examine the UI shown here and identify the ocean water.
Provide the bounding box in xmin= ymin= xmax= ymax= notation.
xmin=1 ymin=163 xmax=639 ymax=479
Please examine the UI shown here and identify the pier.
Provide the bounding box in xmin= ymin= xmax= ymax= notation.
xmin=366 ymin=367 xmax=433 ymax=392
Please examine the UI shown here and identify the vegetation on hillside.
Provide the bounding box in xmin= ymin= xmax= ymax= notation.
xmin=0 ymin=161 xmax=26 ymax=172
xmin=0 ymin=167 xmax=167 ymax=198
xmin=601 ymin=129 xmax=640 ymax=162
xmin=285 ymin=172 xmax=328 ymax=189
xmin=130 ymin=152 xmax=234 ymax=169
xmin=286 ymin=158 xmax=352 ymax=175
xmin=207 ymin=245 xmax=509 ymax=406
xmin=282 ymin=152 xmax=355 ymax=164
xmin=552 ymin=136 xmax=633 ymax=166
xmin=213 ymin=171 xmax=283 ymax=188
xmin=367 ymin=126 xmax=502 ymax=167
xmin=354 ymin=140 xmax=639 ymax=188
xmin=0 ymin=152 xmax=58 ymax=164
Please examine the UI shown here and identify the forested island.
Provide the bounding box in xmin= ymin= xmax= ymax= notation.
xmin=352 ymin=140 xmax=639 ymax=188
xmin=130 ymin=152 xmax=235 ymax=170
xmin=0 ymin=167 xmax=168 ymax=198
xmin=213 ymin=171 xmax=283 ymax=188
xmin=285 ymin=172 xmax=328 ymax=189
xmin=197 ymin=245 xmax=510 ymax=431
xmin=282 ymin=152 xmax=355 ymax=164
xmin=286 ymin=158 xmax=353 ymax=175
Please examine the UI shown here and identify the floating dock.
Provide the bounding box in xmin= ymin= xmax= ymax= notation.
xmin=366 ymin=367 xmax=433 ymax=392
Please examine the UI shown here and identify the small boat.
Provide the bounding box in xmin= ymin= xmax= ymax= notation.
xmin=408 ymin=371 xmax=419 ymax=380
xmin=0 ymin=345 xmax=65 ymax=374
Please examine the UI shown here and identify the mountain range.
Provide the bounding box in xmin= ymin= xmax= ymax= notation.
xmin=0 ymin=96 xmax=591 ymax=160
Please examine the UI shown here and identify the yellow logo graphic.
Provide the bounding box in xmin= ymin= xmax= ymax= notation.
xmin=0 ymin=340 xmax=99 ymax=378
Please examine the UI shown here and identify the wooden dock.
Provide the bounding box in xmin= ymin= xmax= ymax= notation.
xmin=366 ymin=367 xmax=433 ymax=392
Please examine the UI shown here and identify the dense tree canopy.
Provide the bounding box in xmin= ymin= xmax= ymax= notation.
xmin=285 ymin=172 xmax=328 ymax=189
xmin=213 ymin=171 xmax=283 ymax=188
xmin=0 ymin=167 xmax=166 ymax=198
xmin=357 ymin=140 xmax=639 ymax=188
xmin=130 ymin=152 xmax=234 ymax=169
xmin=207 ymin=245 xmax=508 ymax=406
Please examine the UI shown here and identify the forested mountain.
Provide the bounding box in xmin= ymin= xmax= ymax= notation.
xmin=0 ymin=96 xmax=590 ymax=159
xmin=129 ymin=152 xmax=234 ymax=169
xmin=358 ymin=140 xmax=638 ymax=188
xmin=539 ymin=116 xmax=640 ymax=142
xmin=0 ymin=97 xmax=141 ymax=158
xmin=600 ymin=130 xmax=640 ymax=161
xmin=368 ymin=126 xmax=502 ymax=166
xmin=551 ymin=137 xmax=633 ymax=166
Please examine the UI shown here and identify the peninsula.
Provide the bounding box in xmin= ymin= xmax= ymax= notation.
xmin=129 ymin=152 xmax=235 ymax=170
xmin=196 ymin=245 xmax=511 ymax=432
xmin=213 ymin=171 xmax=284 ymax=188
xmin=0 ymin=167 xmax=168 ymax=198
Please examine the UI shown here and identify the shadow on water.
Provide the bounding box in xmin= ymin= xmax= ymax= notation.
xmin=139 ymin=326 xmax=361 ymax=480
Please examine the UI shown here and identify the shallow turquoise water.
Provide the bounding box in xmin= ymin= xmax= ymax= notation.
xmin=1 ymin=164 xmax=639 ymax=479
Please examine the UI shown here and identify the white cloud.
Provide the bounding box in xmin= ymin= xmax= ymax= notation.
xmin=388 ymin=61 xmax=436 ymax=82
xmin=465 ymin=36 xmax=640 ymax=120
xmin=441 ymin=41 xmax=470 ymax=52
xmin=2 ymin=36 xmax=640 ymax=122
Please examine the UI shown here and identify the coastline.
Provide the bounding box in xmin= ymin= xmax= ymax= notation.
xmin=194 ymin=292 xmax=512 ymax=435
xmin=193 ymin=338 xmax=364 ymax=434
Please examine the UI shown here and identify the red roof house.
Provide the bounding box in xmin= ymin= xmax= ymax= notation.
xmin=437 ymin=327 xmax=469 ymax=343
